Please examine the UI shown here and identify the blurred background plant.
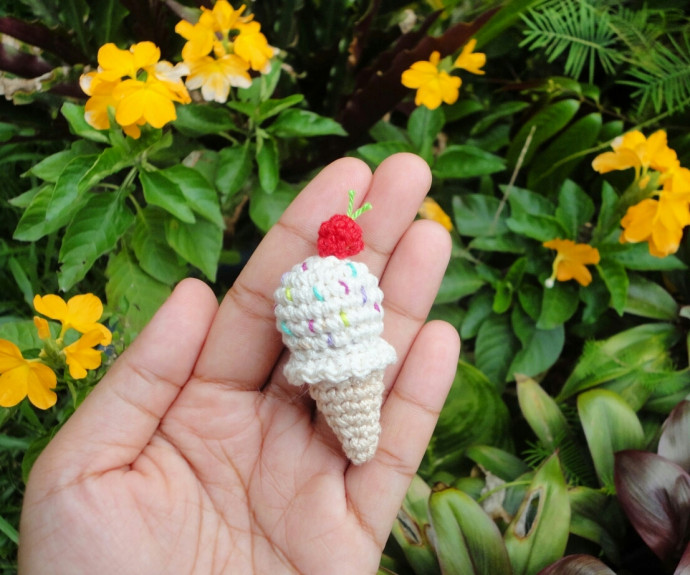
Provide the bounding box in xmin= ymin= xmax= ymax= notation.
xmin=1 ymin=0 xmax=690 ymax=573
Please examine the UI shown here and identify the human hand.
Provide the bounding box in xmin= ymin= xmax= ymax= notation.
xmin=18 ymin=153 xmax=460 ymax=574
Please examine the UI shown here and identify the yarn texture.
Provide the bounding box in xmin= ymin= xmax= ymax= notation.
xmin=274 ymin=254 xmax=397 ymax=464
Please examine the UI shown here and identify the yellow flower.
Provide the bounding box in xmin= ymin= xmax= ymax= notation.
xmin=401 ymin=51 xmax=461 ymax=110
xmin=33 ymin=317 xmax=50 ymax=340
xmin=543 ymin=239 xmax=600 ymax=287
xmin=0 ymin=340 xmax=57 ymax=410
xmin=63 ymin=330 xmax=106 ymax=380
xmin=418 ymin=197 xmax=453 ymax=231
xmin=33 ymin=294 xmax=111 ymax=346
xmin=185 ymin=54 xmax=252 ymax=102
xmin=113 ymin=77 xmax=184 ymax=130
xmin=453 ymin=39 xmax=486 ymax=75
xmin=234 ymin=21 xmax=275 ymax=73
xmin=96 ymin=42 xmax=161 ymax=82
xmin=620 ymin=192 xmax=690 ymax=257
xmin=175 ymin=20 xmax=216 ymax=62
xmin=592 ymin=130 xmax=679 ymax=179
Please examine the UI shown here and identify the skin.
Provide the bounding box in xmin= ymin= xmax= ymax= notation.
xmin=18 ymin=153 xmax=460 ymax=575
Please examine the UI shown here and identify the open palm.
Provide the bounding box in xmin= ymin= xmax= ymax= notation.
xmin=18 ymin=153 xmax=460 ymax=575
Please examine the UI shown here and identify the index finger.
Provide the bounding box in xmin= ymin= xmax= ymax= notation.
xmin=192 ymin=153 xmax=432 ymax=390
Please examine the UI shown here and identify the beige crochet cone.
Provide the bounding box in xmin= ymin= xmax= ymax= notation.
xmin=308 ymin=370 xmax=385 ymax=465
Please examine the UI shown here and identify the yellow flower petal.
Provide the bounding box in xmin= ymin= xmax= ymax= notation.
xmin=130 ymin=41 xmax=160 ymax=71
xmin=0 ymin=339 xmax=26 ymax=373
xmin=34 ymin=293 xmax=111 ymax=344
xmin=177 ymin=20 xmax=215 ymax=61
xmin=64 ymin=330 xmax=105 ymax=380
xmin=418 ymin=197 xmax=453 ymax=231
xmin=33 ymin=317 xmax=50 ymax=340
xmin=26 ymin=363 xmax=57 ymax=410
xmin=543 ymin=238 xmax=600 ymax=287
xmin=0 ymin=367 xmax=29 ymax=408
xmin=453 ymin=38 xmax=486 ymax=75
xmin=591 ymin=149 xmax=641 ymax=174
xmin=114 ymin=78 xmax=178 ymax=129
xmin=185 ymin=55 xmax=252 ymax=102
xmin=33 ymin=294 xmax=68 ymax=323
xmin=234 ymin=21 xmax=275 ymax=72
xmin=402 ymin=52 xmax=460 ymax=110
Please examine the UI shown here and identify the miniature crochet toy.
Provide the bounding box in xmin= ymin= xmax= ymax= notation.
xmin=273 ymin=191 xmax=397 ymax=464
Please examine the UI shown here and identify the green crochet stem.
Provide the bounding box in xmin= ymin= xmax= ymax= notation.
xmin=347 ymin=189 xmax=372 ymax=220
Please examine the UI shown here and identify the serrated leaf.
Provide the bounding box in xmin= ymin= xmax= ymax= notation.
xmin=58 ymin=192 xmax=135 ymax=291
xmin=256 ymin=136 xmax=279 ymax=193
xmin=429 ymin=486 xmax=512 ymax=575
xmin=504 ymin=454 xmax=570 ymax=575
xmin=216 ymin=144 xmax=252 ymax=201
xmin=105 ymin=250 xmax=171 ymax=339
xmin=165 ymin=217 xmax=222 ymax=281
xmin=579 ymin=390 xmax=645 ymax=488
xmin=433 ymin=145 xmax=506 ymax=179
xmin=159 ymin=165 xmax=224 ymax=228
xmin=268 ymin=109 xmax=347 ymax=137
xmin=139 ymin=169 xmax=196 ymax=223
xmin=131 ymin=208 xmax=187 ymax=285
xmin=435 ymin=257 xmax=486 ymax=304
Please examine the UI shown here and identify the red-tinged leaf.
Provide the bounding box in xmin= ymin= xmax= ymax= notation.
xmin=537 ymin=554 xmax=615 ymax=574
xmin=659 ymin=401 xmax=690 ymax=474
xmin=0 ymin=17 xmax=85 ymax=63
xmin=614 ymin=450 xmax=690 ymax=565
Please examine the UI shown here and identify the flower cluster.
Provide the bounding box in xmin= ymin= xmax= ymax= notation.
xmin=592 ymin=130 xmax=690 ymax=257
xmin=401 ymin=39 xmax=486 ymax=110
xmin=0 ymin=294 xmax=110 ymax=410
xmin=80 ymin=41 xmax=191 ymax=139
xmin=80 ymin=2 xmax=274 ymax=137
xmin=175 ymin=0 xmax=275 ymax=103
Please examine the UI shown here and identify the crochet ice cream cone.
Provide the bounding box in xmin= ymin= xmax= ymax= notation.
xmin=273 ymin=192 xmax=397 ymax=464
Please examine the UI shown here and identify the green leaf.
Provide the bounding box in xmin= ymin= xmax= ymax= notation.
xmin=369 ymin=120 xmax=409 ymax=143
xmin=159 ymin=165 xmax=224 ymax=228
xmin=433 ymin=145 xmax=506 ymax=179
xmin=554 ymin=180 xmax=596 ymax=238
xmin=356 ymin=141 xmax=412 ymax=167
xmin=517 ymin=375 xmax=570 ymax=451
xmin=435 ymin=257 xmax=486 ymax=304
xmin=0 ymin=513 xmax=19 ymax=545
xmin=216 ymin=144 xmax=252 ymax=201
xmin=58 ymin=191 xmax=135 ymax=291
xmin=22 ymin=435 xmax=52 ymax=484
xmin=465 ymin=445 xmax=531 ymax=481
xmin=504 ymin=454 xmax=570 ymax=575
xmin=165 ymin=217 xmax=222 ymax=281
xmin=79 ymin=146 xmax=133 ymax=192
xmin=408 ymin=105 xmax=445 ymax=162
xmin=429 ymin=486 xmax=512 ymax=575
xmin=460 ymin=291 xmax=494 ymax=340
xmin=61 ymin=102 xmax=109 ymax=143
xmin=173 ymin=103 xmax=238 ymax=136
xmin=249 ymin=180 xmax=298 ymax=233
xmin=268 ymin=109 xmax=347 ymax=137
xmin=258 ymin=94 xmax=305 ymax=123
xmin=427 ymin=361 xmax=512 ymax=471
xmin=391 ymin=476 xmax=440 ymax=575
xmin=493 ymin=257 xmax=527 ymax=314
xmin=46 ymin=154 xmax=98 ymax=220
xmin=0 ymin=320 xmax=53 ymax=351
xmin=9 ymin=256 xmax=34 ymax=309
xmin=471 ymin=101 xmax=530 ymax=136
xmin=506 ymin=99 xmax=581 ymax=169
xmin=506 ymin=186 xmax=556 ymax=217
xmin=578 ymin=389 xmax=645 ymax=488
xmin=602 ymin=243 xmax=686 ymax=271
xmin=507 ymin=321 xmax=564 ymax=380
xmin=537 ymin=282 xmax=579 ymax=329
xmin=528 ymin=113 xmax=603 ymax=193
xmin=29 ymin=149 xmax=78 ymax=182
xmin=624 ymin=273 xmax=678 ymax=320
xmin=596 ymin=258 xmax=628 ymax=315
xmin=106 ymin=250 xmax=171 ymax=340
xmin=14 ymin=182 xmax=84 ymax=242
xmin=132 ymin=208 xmax=187 ymax=285
xmin=256 ymin=136 xmax=279 ymax=193
xmin=452 ymin=193 xmax=508 ymax=237
xmin=139 ymin=169 xmax=196 ymax=223
xmin=475 ymin=313 xmax=520 ymax=389
xmin=507 ymin=213 xmax=568 ymax=242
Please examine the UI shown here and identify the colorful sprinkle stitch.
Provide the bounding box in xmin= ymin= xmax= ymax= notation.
xmin=347 ymin=262 xmax=358 ymax=277
xmin=285 ymin=287 xmax=292 ymax=301
xmin=340 ymin=311 xmax=350 ymax=327
xmin=339 ymin=280 xmax=350 ymax=294
xmin=281 ymin=321 xmax=294 ymax=336
xmin=308 ymin=319 xmax=315 ymax=333
xmin=302 ymin=261 xmax=308 ymax=271
xmin=313 ymin=286 xmax=325 ymax=301
xmin=327 ymin=333 xmax=334 ymax=347
xmin=361 ymin=286 xmax=367 ymax=305
xmin=374 ymin=302 xmax=381 ymax=312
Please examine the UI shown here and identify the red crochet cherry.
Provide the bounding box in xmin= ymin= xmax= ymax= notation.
xmin=317 ymin=190 xmax=372 ymax=259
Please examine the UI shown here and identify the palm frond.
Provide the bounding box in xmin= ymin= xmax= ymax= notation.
xmin=520 ymin=0 xmax=623 ymax=83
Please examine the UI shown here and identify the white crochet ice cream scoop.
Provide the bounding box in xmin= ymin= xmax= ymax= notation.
xmin=273 ymin=192 xmax=397 ymax=464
